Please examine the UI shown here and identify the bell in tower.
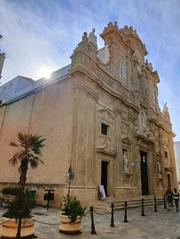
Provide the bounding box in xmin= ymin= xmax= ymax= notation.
xmin=0 ymin=35 xmax=5 ymax=80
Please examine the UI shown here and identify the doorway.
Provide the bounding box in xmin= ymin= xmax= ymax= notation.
xmin=167 ymin=174 xmax=171 ymax=189
xmin=101 ymin=161 xmax=108 ymax=196
xmin=140 ymin=151 xmax=149 ymax=195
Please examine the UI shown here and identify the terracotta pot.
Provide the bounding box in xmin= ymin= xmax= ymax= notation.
xmin=59 ymin=214 xmax=81 ymax=234
xmin=1 ymin=217 xmax=35 ymax=238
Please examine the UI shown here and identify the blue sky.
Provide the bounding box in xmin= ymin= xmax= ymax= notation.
xmin=0 ymin=0 xmax=180 ymax=140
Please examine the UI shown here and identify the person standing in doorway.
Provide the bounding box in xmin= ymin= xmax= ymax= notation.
xmin=173 ymin=188 xmax=179 ymax=212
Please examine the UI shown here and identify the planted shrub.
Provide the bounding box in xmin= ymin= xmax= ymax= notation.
xmin=61 ymin=196 xmax=86 ymax=222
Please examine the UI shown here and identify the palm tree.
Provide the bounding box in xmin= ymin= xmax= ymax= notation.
xmin=9 ymin=132 xmax=45 ymax=189
xmin=9 ymin=132 xmax=45 ymax=239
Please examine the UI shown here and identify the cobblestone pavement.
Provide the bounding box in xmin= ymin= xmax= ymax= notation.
xmin=0 ymin=204 xmax=180 ymax=239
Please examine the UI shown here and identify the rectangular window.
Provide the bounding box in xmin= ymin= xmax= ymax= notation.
xmin=101 ymin=123 xmax=108 ymax=135
xmin=165 ymin=151 xmax=168 ymax=159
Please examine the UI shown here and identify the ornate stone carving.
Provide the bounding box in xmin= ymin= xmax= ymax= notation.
xmin=157 ymin=161 xmax=162 ymax=180
xmin=96 ymin=137 xmax=115 ymax=155
xmin=121 ymin=122 xmax=129 ymax=138
xmin=123 ymin=149 xmax=129 ymax=172
xmin=136 ymin=110 xmax=152 ymax=139
xmin=97 ymin=108 xmax=114 ymax=122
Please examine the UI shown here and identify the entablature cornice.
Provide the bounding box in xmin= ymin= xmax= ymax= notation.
xmin=70 ymin=61 xmax=139 ymax=114
xmin=158 ymin=122 xmax=175 ymax=137
xmin=96 ymin=148 xmax=116 ymax=157
xmin=73 ymin=84 xmax=98 ymax=102
xmin=136 ymin=133 xmax=155 ymax=145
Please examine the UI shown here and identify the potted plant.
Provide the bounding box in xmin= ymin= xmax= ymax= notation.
xmin=1 ymin=132 xmax=45 ymax=239
xmin=59 ymin=167 xmax=86 ymax=234
xmin=59 ymin=196 xmax=86 ymax=234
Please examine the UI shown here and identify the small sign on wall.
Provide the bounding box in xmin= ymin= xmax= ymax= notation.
xmin=98 ymin=185 xmax=106 ymax=200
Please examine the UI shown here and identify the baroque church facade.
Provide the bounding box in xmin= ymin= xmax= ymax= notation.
xmin=0 ymin=23 xmax=177 ymax=205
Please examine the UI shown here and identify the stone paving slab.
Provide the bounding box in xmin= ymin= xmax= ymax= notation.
xmin=0 ymin=205 xmax=180 ymax=238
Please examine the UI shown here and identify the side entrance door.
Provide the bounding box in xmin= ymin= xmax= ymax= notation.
xmin=140 ymin=151 xmax=149 ymax=195
xmin=101 ymin=161 xmax=108 ymax=197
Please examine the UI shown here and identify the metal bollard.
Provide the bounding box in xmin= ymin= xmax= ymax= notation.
xmin=124 ymin=201 xmax=128 ymax=223
xmin=154 ymin=196 xmax=158 ymax=212
xmin=141 ymin=198 xmax=145 ymax=216
xmin=163 ymin=195 xmax=167 ymax=209
xmin=110 ymin=202 xmax=115 ymax=227
xmin=90 ymin=206 xmax=96 ymax=234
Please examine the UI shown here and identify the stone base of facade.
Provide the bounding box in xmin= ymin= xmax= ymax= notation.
xmin=154 ymin=188 xmax=166 ymax=198
xmin=114 ymin=186 xmax=141 ymax=200
xmin=0 ymin=183 xmax=167 ymax=207
xmin=64 ymin=185 xmax=97 ymax=205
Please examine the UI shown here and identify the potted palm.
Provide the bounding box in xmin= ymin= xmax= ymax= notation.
xmin=1 ymin=132 xmax=45 ymax=239
xmin=59 ymin=167 xmax=86 ymax=234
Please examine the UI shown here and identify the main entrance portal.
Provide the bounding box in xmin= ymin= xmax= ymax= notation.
xmin=167 ymin=174 xmax=171 ymax=189
xmin=140 ymin=151 xmax=149 ymax=195
xmin=101 ymin=161 xmax=108 ymax=196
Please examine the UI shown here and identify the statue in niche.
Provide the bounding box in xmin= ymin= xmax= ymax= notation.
xmin=157 ymin=161 xmax=162 ymax=178
xmin=123 ymin=150 xmax=129 ymax=172
xmin=137 ymin=110 xmax=147 ymax=134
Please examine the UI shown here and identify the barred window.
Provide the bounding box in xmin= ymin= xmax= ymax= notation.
xmin=101 ymin=123 xmax=108 ymax=135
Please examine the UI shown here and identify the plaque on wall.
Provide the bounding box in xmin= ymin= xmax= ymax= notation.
xmin=98 ymin=185 xmax=106 ymax=199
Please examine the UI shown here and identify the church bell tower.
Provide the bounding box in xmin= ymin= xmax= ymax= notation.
xmin=0 ymin=35 xmax=5 ymax=80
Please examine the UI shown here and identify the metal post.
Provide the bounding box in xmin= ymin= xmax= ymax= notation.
xmin=141 ymin=198 xmax=145 ymax=216
xmin=163 ymin=195 xmax=167 ymax=209
xmin=124 ymin=201 xmax=128 ymax=223
xmin=154 ymin=196 xmax=158 ymax=212
xmin=47 ymin=190 xmax=50 ymax=210
xmin=90 ymin=206 xmax=96 ymax=234
xmin=110 ymin=203 xmax=115 ymax=227
xmin=171 ymin=198 xmax=173 ymax=207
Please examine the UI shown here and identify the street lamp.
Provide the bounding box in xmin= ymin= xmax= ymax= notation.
xmin=65 ymin=166 xmax=74 ymax=199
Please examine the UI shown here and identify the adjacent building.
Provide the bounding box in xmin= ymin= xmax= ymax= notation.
xmin=174 ymin=141 xmax=180 ymax=190
xmin=0 ymin=23 xmax=177 ymax=206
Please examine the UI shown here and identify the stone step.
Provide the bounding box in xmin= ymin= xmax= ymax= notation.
xmin=93 ymin=197 xmax=164 ymax=211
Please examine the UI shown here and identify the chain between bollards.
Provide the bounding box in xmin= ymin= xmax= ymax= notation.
xmin=154 ymin=196 xmax=158 ymax=212
xmin=110 ymin=202 xmax=115 ymax=227
xmin=124 ymin=201 xmax=128 ymax=223
xmin=163 ymin=195 xmax=167 ymax=209
xmin=90 ymin=206 xmax=96 ymax=234
xmin=141 ymin=198 xmax=145 ymax=216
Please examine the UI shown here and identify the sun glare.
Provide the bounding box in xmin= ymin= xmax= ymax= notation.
xmin=36 ymin=66 xmax=55 ymax=80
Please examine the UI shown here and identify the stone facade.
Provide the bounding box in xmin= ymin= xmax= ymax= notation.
xmin=0 ymin=23 xmax=177 ymax=206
